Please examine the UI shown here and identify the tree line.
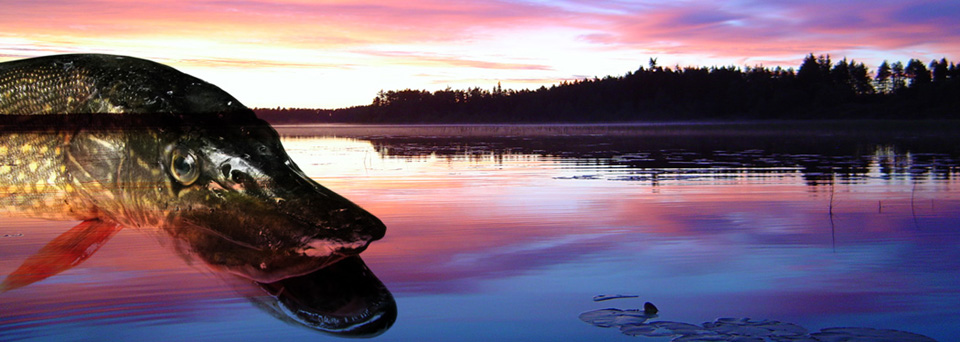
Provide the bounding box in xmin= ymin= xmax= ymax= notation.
xmin=254 ymin=54 xmax=960 ymax=124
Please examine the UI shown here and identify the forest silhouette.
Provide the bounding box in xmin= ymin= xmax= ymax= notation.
xmin=255 ymin=54 xmax=959 ymax=124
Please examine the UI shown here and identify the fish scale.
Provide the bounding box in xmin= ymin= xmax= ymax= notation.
xmin=0 ymin=53 xmax=237 ymax=222
xmin=0 ymin=127 xmax=93 ymax=220
xmin=0 ymin=62 xmax=98 ymax=114
xmin=0 ymin=53 xmax=386 ymax=284
xmin=0 ymin=57 xmax=119 ymax=220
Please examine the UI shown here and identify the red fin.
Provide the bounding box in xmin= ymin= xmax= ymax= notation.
xmin=1 ymin=220 xmax=123 ymax=293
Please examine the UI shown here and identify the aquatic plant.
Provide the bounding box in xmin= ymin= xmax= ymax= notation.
xmin=579 ymin=302 xmax=937 ymax=342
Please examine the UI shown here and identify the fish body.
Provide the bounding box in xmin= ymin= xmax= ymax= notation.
xmin=0 ymin=54 xmax=246 ymax=115
xmin=0 ymin=125 xmax=88 ymax=220
xmin=0 ymin=54 xmax=385 ymax=282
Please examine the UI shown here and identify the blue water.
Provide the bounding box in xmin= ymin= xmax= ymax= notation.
xmin=2 ymin=123 xmax=959 ymax=341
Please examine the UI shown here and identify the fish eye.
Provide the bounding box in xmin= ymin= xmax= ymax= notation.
xmin=171 ymin=148 xmax=200 ymax=185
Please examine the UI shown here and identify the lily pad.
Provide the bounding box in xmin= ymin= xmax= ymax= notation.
xmin=593 ymin=294 xmax=640 ymax=302
xmin=621 ymin=321 xmax=715 ymax=337
xmin=703 ymin=317 xmax=807 ymax=338
xmin=579 ymin=301 xmax=936 ymax=342
xmin=578 ymin=308 xmax=654 ymax=328
xmin=671 ymin=335 xmax=764 ymax=342
xmin=810 ymin=327 xmax=938 ymax=342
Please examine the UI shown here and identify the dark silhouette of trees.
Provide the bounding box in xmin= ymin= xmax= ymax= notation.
xmin=848 ymin=61 xmax=873 ymax=95
xmin=876 ymin=61 xmax=892 ymax=94
xmin=891 ymin=61 xmax=907 ymax=93
xmin=254 ymin=107 xmax=334 ymax=124
xmin=254 ymin=53 xmax=959 ymax=124
xmin=797 ymin=53 xmax=827 ymax=89
xmin=905 ymin=59 xmax=931 ymax=88
xmin=931 ymin=58 xmax=949 ymax=84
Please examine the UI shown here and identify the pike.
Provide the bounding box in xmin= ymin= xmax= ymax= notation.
xmin=0 ymin=54 xmax=386 ymax=287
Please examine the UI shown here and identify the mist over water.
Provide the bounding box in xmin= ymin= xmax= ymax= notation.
xmin=3 ymin=123 xmax=959 ymax=341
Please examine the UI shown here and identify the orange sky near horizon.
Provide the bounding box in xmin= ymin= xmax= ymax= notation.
xmin=1 ymin=0 xmax=958 ymax=109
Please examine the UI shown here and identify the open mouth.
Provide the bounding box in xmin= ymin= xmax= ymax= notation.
xmin=255 ymin=256 xmax=397 ymax=337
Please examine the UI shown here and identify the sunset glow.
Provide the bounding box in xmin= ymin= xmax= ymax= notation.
xmin=2 ymin=0 xmax=958 ymax=108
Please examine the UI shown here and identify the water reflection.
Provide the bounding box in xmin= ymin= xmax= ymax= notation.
xmin=244 ymin=256 xmax=396 ymax=337
xmin=1 ymin=220 xmax=123 ymax=292
xmin=274 ymin=126 xmax=960 ymax=340
xmin=358 ymin=133 xmax=959 ymax=186
xmin=0 ymin=217 xmax=396 ymax=338
xmin=4 ymin=122 xmax=960 ymax=340
xmin=579 ymin=301 xmax=936 ymax=341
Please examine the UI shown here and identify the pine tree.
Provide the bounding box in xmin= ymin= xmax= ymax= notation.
xmin=875 ymin=61 xmax=892 ymax=93
xmin=850 ymin=61 xmax=874 ymax=95
xmin=931 ymin=58 xmax=948 ymax=84
xmin=891 ymin=61 xmax=906 ymax=93
xmin=905 ymin=59 xmax=932 ymax=88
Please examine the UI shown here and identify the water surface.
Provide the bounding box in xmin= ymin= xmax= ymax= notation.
xmin=3 ymin=122 xmax=959 ymax=341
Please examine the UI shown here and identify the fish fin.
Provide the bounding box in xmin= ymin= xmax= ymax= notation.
xmin=1 ymin=220 xmax=123 ymax=293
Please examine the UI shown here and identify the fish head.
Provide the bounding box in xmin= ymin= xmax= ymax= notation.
xmin=138 ymin=113 xmax=386 ymax=282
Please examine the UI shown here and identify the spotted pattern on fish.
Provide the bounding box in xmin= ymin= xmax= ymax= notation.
xmin=0 ymin=54 xmax=386 ymax=283
xmin=0 ymin=129 xmax=94 ymax=220
xmin=0 ymin=53 xmax=243 ymax=221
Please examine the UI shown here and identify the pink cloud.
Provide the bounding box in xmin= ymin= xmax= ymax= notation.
xmin=358 ymin=50 xmax=552 ymax=70
xmin=4 ymin=0 xmax=957 ymax=64
xmin=563 ymin=1 xmax=958 ymax=64
xmin=2 ymin=0 xmax=959 ymax=108
xmin=0 ymin=1 xmax=485 ymax=48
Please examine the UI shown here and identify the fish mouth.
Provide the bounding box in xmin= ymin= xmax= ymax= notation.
xmin=302 ymin=238 xmax=371 ymax=257
xmin=165 ymin=219 xmax=382 ymax=283
xmin=246 ymin=238 xmax=374 ymax=282
xmin=212 ymin=233 xmax=378 ymax=283
xmin=225 ymin=251 xmax=347 ymax=284
xmin=166 ymin=187 xmax=387 ymax=282
xmin=256 ymin=256 xmax=397 ymax=337
xmin=230 ymin=239 xmax=372 ymax=283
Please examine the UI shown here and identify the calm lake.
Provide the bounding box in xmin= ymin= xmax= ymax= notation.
xmin=2 ymin=122 xmax=959 ymax=341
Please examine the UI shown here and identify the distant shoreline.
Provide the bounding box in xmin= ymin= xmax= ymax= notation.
xmin=257 ymin=54 xmax=959 ymax=124
xmin=271 ymin=119 xmax=960 ymax=138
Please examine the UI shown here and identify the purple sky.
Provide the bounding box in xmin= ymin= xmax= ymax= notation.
xmin=1 ymin=0 xmax=958 ymax=107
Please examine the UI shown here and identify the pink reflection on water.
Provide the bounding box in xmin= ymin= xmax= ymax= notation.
xmin=2 ymin=134 xmax=959 ymax=340
xmin=0 ymin=218 xmax=245 ymax=331
xmin=278 ymin=137 xmax=960 ymax=301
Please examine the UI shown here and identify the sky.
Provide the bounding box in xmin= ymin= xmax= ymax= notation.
xmin=1 ymin=0 xmax=958 ymax=109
